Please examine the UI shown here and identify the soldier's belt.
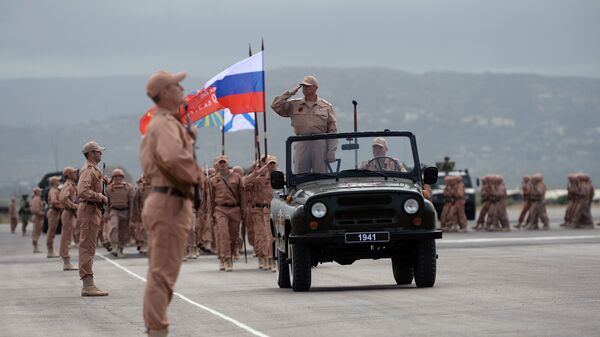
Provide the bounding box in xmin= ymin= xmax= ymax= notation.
xmin=111 ymin=206 xmax=129 ymax=211
xmin=51 ymin=207 xmax=62 ymax=211
xmin=252 ymin=203 xmax=270 ymax=208
xmin=216 ymin=203 xmax=240 ymax=208
xmin=81 ymin=200 xmax=102 ymax=208
xmin=152 ymin=186 xmax=186 ymax=198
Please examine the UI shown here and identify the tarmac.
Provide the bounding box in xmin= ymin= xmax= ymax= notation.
xmin=1 ymin=206 xmax=599 ymax=337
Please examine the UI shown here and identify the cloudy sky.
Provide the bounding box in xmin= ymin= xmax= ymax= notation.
xmin=1 ymin=0 xmax=599 ymax=79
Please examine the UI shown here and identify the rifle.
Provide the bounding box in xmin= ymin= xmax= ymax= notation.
xmin=101 ymin=163 xmax=107 ymax=215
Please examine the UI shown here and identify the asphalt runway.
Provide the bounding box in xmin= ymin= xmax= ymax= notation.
xmin=1 ymin=206 xmax=599 ymax=337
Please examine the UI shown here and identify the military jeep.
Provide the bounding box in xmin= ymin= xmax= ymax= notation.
xmin=270 ymin=130 xmax=441 ymax=292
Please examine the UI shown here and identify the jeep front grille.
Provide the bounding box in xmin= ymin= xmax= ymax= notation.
xmin=334 ymin=209 xmax=395 ymax=226
xmin=337 ymin=195 xmax=391 ymax=206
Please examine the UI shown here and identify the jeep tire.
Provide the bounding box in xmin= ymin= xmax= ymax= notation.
xmin=414 ymin=239 xmax=436 ymax=288
xmin=277 ymin=249 xmax=291 ymax=288
xmin=291 ymin=243 xmax=311 ymax=292
xmin=391 ymin=257 xmax=414 ymax=285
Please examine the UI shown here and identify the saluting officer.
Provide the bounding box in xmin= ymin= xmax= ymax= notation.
xmin=271 ymin=75 xmax=337 ymax=173
xmin=107 ymin=168 xmax=133 ymax=258
xmin=77 ymin=140 xmax=109 ymax=296
xmin=140 ymin=70 xmax=203 ymax=337
xmin=59 ymin=167 xmax=79 ymax=271
xmin=46 ymin=176 xmax=62 ymax=258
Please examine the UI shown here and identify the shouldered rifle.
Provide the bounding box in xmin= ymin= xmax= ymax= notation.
xmin=101 ymin=163 xmax=107 ymax=214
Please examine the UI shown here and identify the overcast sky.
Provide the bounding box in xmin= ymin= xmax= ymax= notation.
xmin=1 ymin=0 xmax=599 ymax=79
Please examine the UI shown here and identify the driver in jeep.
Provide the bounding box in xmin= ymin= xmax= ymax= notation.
xmin=360 ymin=137 xmax=406 ymax=172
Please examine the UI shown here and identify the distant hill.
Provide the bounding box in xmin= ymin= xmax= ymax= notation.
xmin=1 ymin=68 xmax=599 ymax=197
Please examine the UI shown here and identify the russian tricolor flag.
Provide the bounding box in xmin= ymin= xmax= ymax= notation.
xmin=205 ymin=51 xmax=265 ymax=114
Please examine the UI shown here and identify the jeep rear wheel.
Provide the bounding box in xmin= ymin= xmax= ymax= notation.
xmin=277 ymin=249 xmax=291 ymax=288
xmin=291 ymin=244 xmax=311 ymax=292
xmin=414 ymin=239 xmax=437 ymax=288
xmin=391 ymin=257 xmax=413 ymax=285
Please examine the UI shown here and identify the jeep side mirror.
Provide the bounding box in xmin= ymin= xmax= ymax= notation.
xmin=270 ymin=170 xmax=285 ymax=189
xmin=423 ymin=166 xmax=438 ymax=185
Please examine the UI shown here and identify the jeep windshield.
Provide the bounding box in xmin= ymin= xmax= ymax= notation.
xmin=286 ymin=131 xmax=420 ymax=186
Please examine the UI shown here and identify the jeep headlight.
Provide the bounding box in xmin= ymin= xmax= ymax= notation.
xmin=403 ymin=198 xmax=419 ymax=214
xmin=311 ymin=202 xmax=327 ymax=218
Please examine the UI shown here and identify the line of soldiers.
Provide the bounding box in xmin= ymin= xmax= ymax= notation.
xmin=474 ymin=175 xmax=510 ymax=231
xmin=440 ymin=176 xmax=468 ymax=232
xmin=561 ymin=173 xmax=595 ymax=229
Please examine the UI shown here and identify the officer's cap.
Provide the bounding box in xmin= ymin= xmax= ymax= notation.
xmin=82 ymin=140 xmax=106 ymax=154
xmin=300 ymin=75 xmax=318 ymax=87
xmin=147 ymin=70 xmax=187 ymax=98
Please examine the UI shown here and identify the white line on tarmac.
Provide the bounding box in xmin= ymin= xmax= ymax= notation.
xmin=96 ymin=253 xmax=270 ymax=337
xmin=441 ymin=234 xmax=600 ymax=244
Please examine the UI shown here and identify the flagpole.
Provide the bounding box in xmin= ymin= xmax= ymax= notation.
xmin=221 ymin=125 xmax=225 ymax=155
xmin=250 ymin=43 xmax=261 ymax=162
xmin=261 ymin=38 xmax=268 ymax=157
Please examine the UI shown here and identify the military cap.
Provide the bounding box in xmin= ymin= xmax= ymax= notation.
xmin=82 ymin=140 xmax=106 ymax=154
xmin=112 ymin=168 xmax=125 ymax=178
xmin=372 ymin=137 xmax=388 ymax=148
xmin=49 ymin=176 xmax=61 ymax=183
xmin=300 ymin=75 xmax=318 ymax=87
xmin=32 ymin=187 xmax=42 ymax=193
xmin=63 ymin=166 xmax=77 ymax=176
xmin=267 ymin=155 xmax=278 ymax=164
xmin=146 ymin=70 xmax=187 ymax=98
xmin=213 ymin=154 xmax=228 ymax=164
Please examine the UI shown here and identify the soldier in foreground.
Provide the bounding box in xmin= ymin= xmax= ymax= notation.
xmin=271 ymin=75 xmax=337 ymax=173
xmin=30 ymin=188 xmax=44 ymax=253
xmin=59 ymin=167 xmax=79 ymax=270
xmin=18 ymin=194 xmax=32 ymax=236
xmin=46 ymin=176 xmax=62 ymax=258
xmin=78 ymin=140 xmax=109 ymax=297
xmin=107 ymin=168 xmax=133 ymax=258
xmin=9 ymin=197 xmax=18 ymax=234
xmin=209 ymin=155 xmax=243 ymax=271
xmin=141 ymin=70 xmax=203 ymax=337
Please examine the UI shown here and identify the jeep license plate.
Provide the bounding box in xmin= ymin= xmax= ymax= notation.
xmin=345 ymin=232 xmax=390 ymax=243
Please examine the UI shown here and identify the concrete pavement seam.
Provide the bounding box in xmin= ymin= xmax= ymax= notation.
xmin=442 ymin=234 xmax=600 ymax=244
xmin=96 ymin=253 xmax=271 ymax=337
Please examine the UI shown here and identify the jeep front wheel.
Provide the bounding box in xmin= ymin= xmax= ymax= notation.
xmin=277 ymin=249 xmax=291 ymax=288
xmin=414 ymin=239 xmax=437 ymax=288
xmin=391 ymin=257 xmax=413 ymax=285
xmin=291 ymin=243 xmax=311 ymax=292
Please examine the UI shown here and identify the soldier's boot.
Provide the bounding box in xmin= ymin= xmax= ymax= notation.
xmin=218 ymin=259 xmax=225 ymax=271
xmin=185 ymin=247 xmax=195 ymax=260
xmin=63 ymin=258 xmax=78 ymax=271
xmin=46 ymin=247 xmax=59 ymax=258
xmin=116 ymin=247 xmax=125 ymax=258
xmin=258 ymin=257 xmax=266 ymax=270
xmin=33 ymin=243 xmax=42 ymax=254
xmin=102 ymin=240 xmax=113 ymax=252
xmin=147 ymin=328 xmax=168 ymax=337
xmin=225 ymin=258 xmax=233 ymax=272
xmin=139 ymin=243 xmax=148 ymax=255
xmin=110 ymin=242 xmax=119 ymax=256
xmin=514 ymin=222 xmax=522 ymax=229
xmin=81 ymin=276 xmax=109 ymax=297
xmin=192 ymin=247 xmax=199 ymax=259
xmin=269 ymin=258 xmax=277 ymax=272
xmin=233 ymin=251 xmax=240 ymax=261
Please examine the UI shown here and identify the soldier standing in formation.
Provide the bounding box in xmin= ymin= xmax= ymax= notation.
xmin=132 ymin=175 xmax=151 ymax=254
xmin=440 ymin=176 xmax=467 ymax=232
xmin=515 ymin=175 xmax=532 ymax=229
xmin=46 ymin=176 xmax=62 ymax=258
xmin=198 ymin=168 xmax=216 ymax=254
xmin=59 ymin=167 xmax=79 ymax=270
xmin=141 ymin=70 xmax=203 ymax=336
xmin=107 ymin=168 xmax=133 ymax=258
xmin=271 ymin=75 xmax=337 ymax=173
xmin=483 ymin=175 xmax=510 ymax=231
xmin=9 ymin=197 xmax=18 ymax=234
xmin=30 ymin=188 xmax=44 ymax=253
xmin=523 ymin=174 xmax=549 ymax=230
xmin=18 ymin=194 xmax=32 ymax=235
xmin=77 ymin=140 xmax=109 ymax=297
xmin=242 ymin=165 xmax=257 ymax=255
xmin=244 ymin=155 xmax=278 ymax=271
xmin=474 ymin=176 xmax=490 ymax=231
xmin=209 ymin=155 xmax=243 ymax=272
xmin=567 ymin=173 xmax=595 ymax=228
